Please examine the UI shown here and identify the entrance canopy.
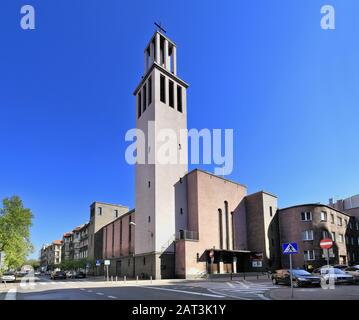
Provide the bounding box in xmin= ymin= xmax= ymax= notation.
xmin=199 ymin=249 xmax=251 ymax=263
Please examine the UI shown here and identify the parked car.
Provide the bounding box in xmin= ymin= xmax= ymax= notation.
xmin=75 ymin=271 xmax=86 ymax=279
xmin=344 ymin=266 xmax=359 ymax=282
xmin=272 ymin=269 xmax=321 ymax=287
xmin=313 ymin=267 xmax=355 ymax=284
xmin=66 ymin=271 xmax=75 ymax=279
xmin=1 ymin=272 xmax=16 ymax=283
xmin=50 ymin=271 xmax=66 ymax=280
xmin=333 ymin=264 xmax=348 ymax=270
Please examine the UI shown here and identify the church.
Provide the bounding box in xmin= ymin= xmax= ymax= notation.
xmin=98 ymin=30 xmax=280 ymax=279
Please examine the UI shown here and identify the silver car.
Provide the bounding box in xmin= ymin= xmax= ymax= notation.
xmin=1 ymin=272 xmax=16 ymax=283
xmin=313 ymin=267 xmax=355 ymax=284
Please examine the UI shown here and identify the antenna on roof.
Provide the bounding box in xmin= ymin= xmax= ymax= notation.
xmin=154 ymin=22 xmax=167 ymax=34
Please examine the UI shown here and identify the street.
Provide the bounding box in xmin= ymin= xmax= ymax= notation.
xmin=1 ymin=275 xmax=359 ymax=300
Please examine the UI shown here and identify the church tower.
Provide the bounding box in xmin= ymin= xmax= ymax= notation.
xmin=133 ymin=31 xmax=189 ymax=279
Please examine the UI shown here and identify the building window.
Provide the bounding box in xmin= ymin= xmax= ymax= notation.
xmin=225 ymin=201 xmax=230 ymax=250
xmin=169 ymin=80 xmax=174 ymax=108
xmin=337 ymin=217 xmax=343 ymax=226
xmin=330 ymin=214 xmax=334 ymax=224
xmin=301 ymin=211 xmax=312 ymax=221
xmin=196 ymin=253 xmax=200 ymax=262
xmin=138 ymin=92 xmax=142 ymax=118
xmin=339 ymin=234 xmax=344 ymax=243
xmin=120 ymin=220 xmax=123 ymax=255
xmin=322 ymin=230 xmax=330 ymax=239
xmin=356 ymin=222 xmax=359 ymax=231
xmin=270 ymin=206 xmax=273 ymax=217
xmin=302 ymin=230 xmax=314 ymax=241
xmin=148 ymin=77 xmax=152 ymax=106
xmin=357 ymin=237 xmax=359 ymax=245
xmin=97 ymin=207 xmax=102 ymax=216
xmin=349 ymin=222 xmax=353 ymax=229
xmin=143 ymin=257 xmax=146 ymax=265
xmin=304 ymin=250 xmax=315 ymax=261
xmin=180 ymin=208 xmax=183 ymax=215
xmin=148 ymin=181 xmax=151 ymax=188
xmin=332 ymin=232 xmax=336 ymax=242
xmin=148 ymin=216 xmax=151 ymax=223
xmin=320 ymin=211 xmax=327 ymax=222
xmin=114 ymin=210 xmax=118 ymax=218
xmin=218 ymin=209 xmax=223 ymax=249
xmin=143 ymin=84 xmax=147 ymax=112
xmin=177 ymin=85 xmax=183 ymax=112
xmin=160 ymin=74 xmax=166 ymax=103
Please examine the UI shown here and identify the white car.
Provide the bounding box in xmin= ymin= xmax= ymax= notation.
xmin=1 ymin=272 xmax=16 ymax=283
xmin=313 ymin=267 xmax=355 ymax=284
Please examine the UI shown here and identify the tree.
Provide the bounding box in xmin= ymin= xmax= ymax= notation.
xmin=0 ymin=196 xmax=34 ymax=269
xmin=25 ymin=259 xmax=40 ymax=270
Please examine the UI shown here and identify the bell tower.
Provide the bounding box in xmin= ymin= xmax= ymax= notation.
xmin=133 ymin=31 xmax=189 ymax=279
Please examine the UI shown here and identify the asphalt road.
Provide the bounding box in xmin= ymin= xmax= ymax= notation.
xmin=1 ymin=276 xmax=276 ymax=300
xmin=2 ymin=276 xmax=359 ymax=300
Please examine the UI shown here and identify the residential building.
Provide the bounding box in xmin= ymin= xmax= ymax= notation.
xmin=278 ymin=204 xmax=359 ymax=269
xmin=40 ymin=240 xmax=62 ymax=270
xmin=87 ymin=202 xmax=129 ymax=263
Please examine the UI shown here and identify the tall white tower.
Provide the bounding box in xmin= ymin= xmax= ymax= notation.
xmin=133 ymin=31 xmax=189 ymax=279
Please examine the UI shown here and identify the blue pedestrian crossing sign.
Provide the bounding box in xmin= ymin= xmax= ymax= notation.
xmin=282 ymin=242 xmax=298 ymax=255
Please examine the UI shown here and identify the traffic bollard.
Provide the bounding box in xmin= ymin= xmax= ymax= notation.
xmin=136 ymin=275 xmax=138 ymax=284
xmin=116 ymin=276 xmax=118 ymax=282
xmin=150 ymin=276 xmax=152 ymax=284
xmin=124 ymin=275 xmax=126 ymax=284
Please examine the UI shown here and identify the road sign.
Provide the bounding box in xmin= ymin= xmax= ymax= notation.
xmin=282 ymin=242 xmax=298 ymax=299
xmin=282 ymin=242 xmax=299 ymax=255
xmin=320 ymin=238 xmax=333 ymax=249
xmin=96 ymin=259 xmax=101 ymax=266
xmin=104 ymin=260 xmax=110 ymax=266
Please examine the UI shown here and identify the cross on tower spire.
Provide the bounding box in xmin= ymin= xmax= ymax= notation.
xmin=154 ymin=22 xmax=167 ymax=34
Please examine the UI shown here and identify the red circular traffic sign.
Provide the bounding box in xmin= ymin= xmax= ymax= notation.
xmin=320 ymin=238 xmax=333 ymax=249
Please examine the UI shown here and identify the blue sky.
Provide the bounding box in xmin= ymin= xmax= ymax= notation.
xmin=1 ymin=0 xmax=359 ymax=259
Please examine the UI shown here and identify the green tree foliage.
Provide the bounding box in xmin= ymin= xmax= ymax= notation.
xmin=0 ymin=196 xmax=34 ymax=269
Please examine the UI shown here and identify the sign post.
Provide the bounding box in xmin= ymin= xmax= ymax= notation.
xmin=104 ymin=260 xmax=110 ymax=281
xmin=320 ymin=238 xmax=334 ymax=267
xmin=282 ymin=242 xmax=299 ymax=299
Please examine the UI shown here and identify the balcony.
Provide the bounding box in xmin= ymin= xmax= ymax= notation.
xmin=176 ymin=230 xmax=199 ymax=241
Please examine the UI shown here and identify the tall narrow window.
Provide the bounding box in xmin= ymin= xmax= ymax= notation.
xmin=129 ymin=216 xmax=132 ymax=252
xmin=138 ymin=92 xmax=142 ymax=118
xmin=225 ymin=201 xmax=230 ymax=249
xmin=231 ymin=212 xmax=235 ymax=250
xmin=169 ymin=80 xmax=174 ymax=108
xmin=143 ymin=84 xmax=147 ymax=112
xmin=270 ymin=206 xmax=273 ymax=217
xmin=112 ymin=224 xmax=115 ymax=257
xmin=119 ymin=220 xmax=123 ymax=256
xmin=177 ymin=85 xmax=182 ymax=112
xmin=218 ymin=209 xmax=223 ymax=249
xmin=160 ymin=75 xmax=166 ymax=103
xmin=148 ymin=77 xmax=152 ymax=106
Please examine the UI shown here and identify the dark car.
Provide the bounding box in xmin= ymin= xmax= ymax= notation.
xmin=272 ymin=269 xmax=321 ymax=287
xmin=75 ymin=271 xmax=86 ymax=279
xmin=51 ymin=271 xmax=66 ymax=280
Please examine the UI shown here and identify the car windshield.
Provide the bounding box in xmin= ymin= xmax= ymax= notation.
xmin=291 ymin=270 xmax=311 ymax=276
xmin=322 ymin=268 xmax=346 ymax=274
xmin=3 ymin=272 xmax=14 ymax=276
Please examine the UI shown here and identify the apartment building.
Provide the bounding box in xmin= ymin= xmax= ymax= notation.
xmin=40 ymin=240 xmax=62 ymax=269
xmin=278 ymin=204 xmax=359 ymax=269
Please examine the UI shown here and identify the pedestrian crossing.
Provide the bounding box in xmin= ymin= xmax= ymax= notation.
xmin=220 ymin=281 xmax=277 ymax=296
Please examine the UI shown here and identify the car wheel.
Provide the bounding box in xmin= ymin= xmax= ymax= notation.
xmin=272 ymin=278 xmax=278 ymax=285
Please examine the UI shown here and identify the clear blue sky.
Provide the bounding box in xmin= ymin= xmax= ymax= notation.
xmin=1 ymin=0 xmax=358 ymax=259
